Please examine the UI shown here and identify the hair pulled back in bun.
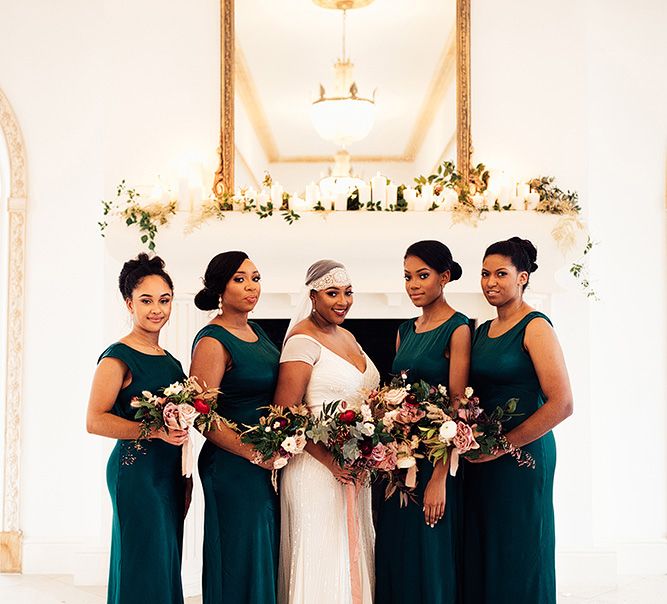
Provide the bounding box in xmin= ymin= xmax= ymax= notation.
xmin=194 ymin=251 xmax=249 ymax=311
xmin=484 ymin=236 xmax=538 ymax=289
xmin=118 ymin=253 xmax=174 ymax=300
xmin=405 ymin=240 xmax=462 ymax=281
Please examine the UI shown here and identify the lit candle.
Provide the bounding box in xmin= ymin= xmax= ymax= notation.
xmin=472 ymin=193 xmax=485 ymax=209
xmin=403 ymin=187 xmax=417 ymax=210
xmin=258 ymin=189 xmax=270 ymax=206
xmin=421 ymin=183 xmax=434 ymax=206
xmin=526 ymin=191 xmax=540 ymax=210
xmin=484 ymin=189 xmax=498 ymax=206
xmin=444 ymin=188 xmax=458 ymax=210
xmin=334 ymin=191 xmax=348 ymax=211
xmin=414 ymin=194 xmax=429 ymax=212
xmin=177 ymin=178 xmax=190 ymax=212
xmin=290 ymin=196 xmax=310 ymax=212
xmin=517 ymin=183 xmax=530 ymax=200
xmin=371 ymin=172 xmax=387 ymax=208
xmin=358 ymin=183 xmax=371 ymax=205
xmin=270 ymin=183 xmax=284 ymax=206
xmin=386 ymin=183 xmax=398 ymax=207
xmin=509 ymin=196 xmax=523 ymax=210
xmin=191 ymin=184 xmax=203 ymax=211
xmin=305 ymin=182 xmax=320 ymax=207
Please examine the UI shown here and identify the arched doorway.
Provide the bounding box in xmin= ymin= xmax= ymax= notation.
xmin=0 ymin=88 xmax=28 ymax=573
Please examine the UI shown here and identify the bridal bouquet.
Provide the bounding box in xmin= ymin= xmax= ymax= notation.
xmin=307 ymin=399 xmax=396 ymax=482
xmin=129 ymin=376 xmax=222 ymax=476
xmin=421 ymin=389 xmax=536 ymax=469
xmin=239 ymin=404 xmax=310 ymax=469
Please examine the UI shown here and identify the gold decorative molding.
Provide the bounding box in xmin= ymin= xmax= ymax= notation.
xmin=456 ymin=0 xmax=471 ymax=182
xmin=0 ymin=87 xmax=27 ymax=573
xmin=214 ymin=0 xmax=235 ymax=197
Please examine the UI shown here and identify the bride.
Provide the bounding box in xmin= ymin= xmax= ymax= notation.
xmin=273 ymin=260 xmax=380 ymax=604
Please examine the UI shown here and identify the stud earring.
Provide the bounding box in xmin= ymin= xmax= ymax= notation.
xmin=218 ymin=295 xmax=223 ymax=316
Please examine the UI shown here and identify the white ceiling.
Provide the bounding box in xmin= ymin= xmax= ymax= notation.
xmin=236 ymin=0 xmax=456 ymax=160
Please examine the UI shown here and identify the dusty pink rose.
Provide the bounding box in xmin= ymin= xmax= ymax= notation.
xmin=162 ymin=403 xmax=180 ymax=430
xmin=176 ymin=403 xmax=199 ymax=429
xmin=371 ymin=443 xmax=398 ymax=472
xmin=453 ymin=422 xmax=480 ymax=454
xmin=395 ymin=403 xmax=426 ymax=425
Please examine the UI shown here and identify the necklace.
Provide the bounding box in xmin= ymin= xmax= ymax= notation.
xmin=128 ymin=334 xmax=163 ymax=354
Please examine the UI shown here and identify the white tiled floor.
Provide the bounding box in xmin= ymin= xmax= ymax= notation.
xmin=0 ymin=573 xmax=666 ymax=603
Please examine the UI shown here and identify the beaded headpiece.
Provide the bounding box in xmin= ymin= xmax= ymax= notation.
xmin=308 ymin=267 xmax=351 ymax=291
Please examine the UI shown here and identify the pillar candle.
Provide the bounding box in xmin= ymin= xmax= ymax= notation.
xmin=177 ymin=178 xmax=190 ymax=212
xmin=404 ymin=187 xmax=417 ymax=210
xmin=371 ymin=172 xmax=387 ymax=208
xmin=386 ymin=183 xmax=398 ymax=207
xmin=270 ymin=183 xmax=284 ymax=206
xmin=358 ymin=183 xmax=371 ymax=205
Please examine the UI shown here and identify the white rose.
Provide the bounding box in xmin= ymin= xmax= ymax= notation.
xmin=273 ymin=457 xmax=288 ymax=469
xmin=383 ymin=387 xmax=408 ymax=406
xmin=383 ymin=410 xmax=397 ymax=431
xmin=439 ymin=420 xmax=458 ymax=444
xmin=141 ymin=390 xmax=154 ymax=399
xmin=294 ymin=434 xmax=307 ymax=452
xmin=360 ymin=422 xmax=375 ymax=436
xmin=465 ymin=386 xmax=474 ymax=399
xmin=163 ymin=382 xmax=184 ymax=397
xmin=438 ymin=385 xmax=448 ymax=396
xmin=281 ymin=436 xmax=298 ymax=454
xmin=360 ymin=404 xmax=373 ymax=422
xmin=396 ymin=456 xmax=416 ymax=469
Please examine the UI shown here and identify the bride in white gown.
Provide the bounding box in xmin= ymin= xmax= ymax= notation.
xmin=273 ymin=260 xmax=380 ymax=604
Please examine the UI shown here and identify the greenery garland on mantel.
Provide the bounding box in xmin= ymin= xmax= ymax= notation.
xmin=99 ymin=161 xmax=597 ymax=298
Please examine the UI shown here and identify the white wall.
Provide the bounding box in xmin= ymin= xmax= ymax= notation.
xmin=0 ymin=0 xmax=665 ymax=584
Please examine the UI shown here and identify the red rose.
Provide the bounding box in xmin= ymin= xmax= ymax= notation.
xmin=193 ymin=399 xmax=211 ymax=414
xmin=405 ymin=394 xmax=417 ymax=406
xmin=359 ymin=437 xmax=374 ymax=456
xmin=338 ymin=409 xmax=357 ymax=425
xmin=274 ymin=417 xmax=289 ymax=430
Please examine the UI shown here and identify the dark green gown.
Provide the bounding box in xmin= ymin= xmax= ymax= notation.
xmin=375 ymin=312 xmax=470 ymax=604
xmin=463 ymin=311 xmax=557 ymax=604
xmin=101 ymin=342 xmax=186 ymax=604
xmin=194 ymin=322 xmax=280 ymax=604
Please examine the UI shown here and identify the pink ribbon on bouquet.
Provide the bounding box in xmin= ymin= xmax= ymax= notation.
xmin=163 ymin=402 xmax=199 ymax=477
xmin=344 ymin=483 xmax=363 ymax=604
xmin=449 ymin=448 xmax=460 ymax=477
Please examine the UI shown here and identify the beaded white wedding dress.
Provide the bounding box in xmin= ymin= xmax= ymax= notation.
xmin=278 ymin=334 xmax=380 ymax=604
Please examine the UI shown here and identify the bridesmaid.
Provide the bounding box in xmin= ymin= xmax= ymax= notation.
xmin=86 ymin=253 xmax=188 ymax=604
xmin=190 ymin=251 xmax=280 ymax=604
xmin=375 ymin=240 xmax=471 ymax=604
xmin=462 ymin=237 xmax=573 ymax=604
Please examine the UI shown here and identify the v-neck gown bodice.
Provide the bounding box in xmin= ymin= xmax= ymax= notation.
xmin=278 ymin=334 xmax=380 ymax=604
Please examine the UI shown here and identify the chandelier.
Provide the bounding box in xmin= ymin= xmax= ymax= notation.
xmin=311 ymin=0 xmax=376 ymax=148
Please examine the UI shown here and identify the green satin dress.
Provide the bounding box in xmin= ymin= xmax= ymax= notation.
xmin=101 ymin=342 xmax=186 ymax=604
xmin=194 ymin=322 xmax=280 ymax=604
xmin=375 ymin=312 xmax=470 ymax=604
xmin=463 ymin=311 xmax=557 ymax=604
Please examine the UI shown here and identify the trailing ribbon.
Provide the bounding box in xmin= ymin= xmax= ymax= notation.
xmin=449 ymin=448 xmax=460 ymax=477
xmin=405 ymin=463 xmax=418 ymax=489
xmin=344 ymin=483 xmax=363 ymax=604
xmin=182 ymin=435 xmax=194 ymax=477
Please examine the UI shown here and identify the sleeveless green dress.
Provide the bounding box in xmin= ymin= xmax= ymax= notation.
xmin=194 ymin=322 xmax=280 ymax=604
xmin=463 ymin=311 xmax=557 ymax=604
xmin=101 ymin=342 xmax=187 ymax=604
xmin=375 ymin=311 xmax=470 ymax=604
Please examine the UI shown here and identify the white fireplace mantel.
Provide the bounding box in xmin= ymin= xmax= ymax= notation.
xmin=104 ymin=210 xmax=585 ymax=304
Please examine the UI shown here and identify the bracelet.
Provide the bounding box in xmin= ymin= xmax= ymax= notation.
xmin=249 ymin=452 xmax=262 ymax=465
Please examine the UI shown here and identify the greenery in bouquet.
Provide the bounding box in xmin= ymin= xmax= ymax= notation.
xmin=129 ymin=376 xmax=222 ymax=449
xmin=307 ymin=399 xmax=395 ymax=482
xmin=239 ymin=404 xmax=310 ymax=468
xmin=421 ymin=390 xmax=536 ymax=469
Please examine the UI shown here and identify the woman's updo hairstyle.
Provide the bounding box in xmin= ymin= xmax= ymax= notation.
xmin=194 ymin=251 xmax=249 ymax=311
xmin=404 ymin=240 xmax=463 ymax=281
xmin=484 ymin=236 xmax=538 ymax=289
xmin=118 ymin=253 xmax=173 ymax=300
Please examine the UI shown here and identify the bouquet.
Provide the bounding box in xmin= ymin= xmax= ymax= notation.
xmin=239 ymin=404 xmax=310 ymax=470
xmin=130 ymin=377 xmax=221 ymax=476
xmin=307 ymin=399 xmax=396 ymax=483
xmin=421 ymin=388 xmax=535 ymax=470
xmin=370 ymin=374 xmax=448 ymax=503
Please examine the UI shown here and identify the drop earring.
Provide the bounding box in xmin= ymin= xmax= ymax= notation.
xmin=218 ymin=295 xmax=223 ymax=316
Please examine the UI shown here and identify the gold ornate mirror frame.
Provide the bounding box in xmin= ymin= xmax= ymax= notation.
xmin=213 ymin=0 xmax=471 ymax=197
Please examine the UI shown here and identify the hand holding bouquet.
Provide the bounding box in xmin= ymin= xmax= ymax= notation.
xmin=130 ymin=376 xmax=222 ymax=476
xmin=307 ymin=399 xmax=395 ymax=485
xmin=239 ymin=404 xmax=310 ymax=470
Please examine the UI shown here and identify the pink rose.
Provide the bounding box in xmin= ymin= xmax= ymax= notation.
xmin=395 ymin=403 xmax=426 ymax=425
xmin=453 ymin=422 xmax=480 ymax=454
xmin=177 ymin=403 xmax=199 ymax=429
xmin=371 ymin=443 xmax=398 ymax=472
xmin=162 ymin=403 xmax=180 ymax=430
